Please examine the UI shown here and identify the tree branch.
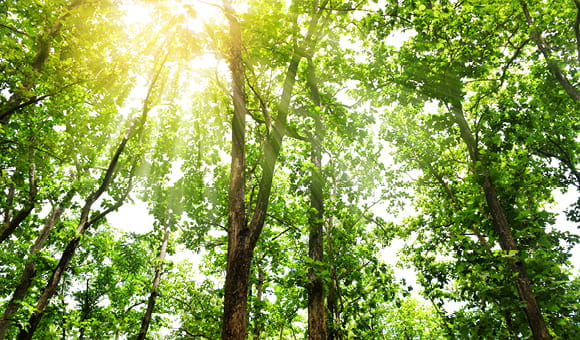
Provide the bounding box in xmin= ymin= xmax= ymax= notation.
xmin=519 ymin=0 xmax=580 ymax=101
xmin=0 ymin=23 xmax=30 ymax=36
xmin=574 ymin=0 xmax=580 ymax=65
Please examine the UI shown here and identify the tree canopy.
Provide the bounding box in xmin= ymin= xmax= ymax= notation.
xmin=0 ymin=0 xmax=578 ymax=339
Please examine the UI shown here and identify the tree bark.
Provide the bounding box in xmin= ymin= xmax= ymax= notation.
xmin=306 ymin=58 xmax=327 ymax=340
xmin=221 ymin=0 xmax=250 ymax=337
xmin=136 ymin=221 xmax=170 ymax=340
xmin=0 ymin=190 xmax=73 ymax=339
xmin=251 ymin=265 xmax=265 ymax=340
xmin=449 ymin=101 xmax=551 ymax=340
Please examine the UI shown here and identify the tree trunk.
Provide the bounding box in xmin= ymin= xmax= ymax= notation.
xmin=136 ymin=221 xmax=170 ymax=340
xmin=221 ymin=0 xmax=250 ymax=337
xmin=15 ymin=52 xmax=160 ymax=338
xmin=0 ymin=191 xmax=72 ymax=339
xmin=306 ymin=58 xmax=327 ymax=340
xmin=449 ymin=102 xmax=551 ymax=340
xmin=252 ymin=266 xmax=264 ymax=340
xmin=17 ymin=234 xmax=82 ymax=340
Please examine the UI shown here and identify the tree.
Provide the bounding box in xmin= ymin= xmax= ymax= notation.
xmin=220 ymin=0 xmax=326 ymax=337
xmin=362 ymin=1 xmax=579 ymax=338
xmin=13 ymin=51 xmax=165 ymax=337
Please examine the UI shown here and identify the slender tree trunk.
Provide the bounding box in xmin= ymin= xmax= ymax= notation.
xmin=221 ymin=0 xmax=249 ymax=337
xmin=17 ymin=234 xmax=82 ymax=340
xmin=449 ymin=102 xmax=551 ymax=340
xmin=0 ymin=191 xmax=73 ymax=339
xmin=252 ymin=266 xmax=264 ymax=340
xmin=137 ymin=221 xmax=170 ymax=340
xmin=15 ymin=52 xmax=161 ymax=339
xmin=306 ymin=58 xmax=326 ymax=340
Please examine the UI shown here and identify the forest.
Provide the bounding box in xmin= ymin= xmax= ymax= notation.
xmin=1 ymin=0 xmax=579 ymax=339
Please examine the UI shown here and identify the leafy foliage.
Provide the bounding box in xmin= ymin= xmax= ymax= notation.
xmin=0 ymin=0 xmax=577 ymax=339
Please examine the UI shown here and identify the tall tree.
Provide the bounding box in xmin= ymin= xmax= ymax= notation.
xmin=14 ymin=54 xmax=165 ymax=337
xmin=0 ymin=189 xmax=74 ymax=338
xmin=362 ymin=0 xmax=579 ymax=338
xmin=221 ymin=0 xmax=326 ymax=337
xmin=305 ymin=57 xmax=327 ymax=340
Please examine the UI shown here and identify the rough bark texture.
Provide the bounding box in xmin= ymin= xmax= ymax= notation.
xmin=450 ymin=102 xmax=550 ymax=340
xmin=222 ymin=1 xmax=250 ymax=337
xmin=137 ymin=222 xmax=170 ymax=340
xmin=0 ymin=191 xmax=73 ymax=339
xmin=306 ymin=58 xmax=327 ymax=340
xmin=252 ymin=267 xmax=264 ymax=340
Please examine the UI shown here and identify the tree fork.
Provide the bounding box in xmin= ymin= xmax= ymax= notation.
xmin=220 ymin=0 xmax=326 ymax=338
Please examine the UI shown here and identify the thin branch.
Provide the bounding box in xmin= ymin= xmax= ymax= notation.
xmin=181 ymin=328 xmax=211 ymax=339
xmin=498 ymin=38 xmax=530 ymax=86
xmin=520 ymin=0 xmax=580 ymax=101
xmin=268 ymin=226 xmax=294 ymax=242
xmin=0 ymin=81 xmax=82 ymax=124
xmin=535 ymin=147 xmax=580 ymax=188
xmin=0 ymin=23 xmax=30 ymax=36
xmin=574 ymin=0 xmax=580 ymax=65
